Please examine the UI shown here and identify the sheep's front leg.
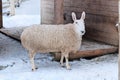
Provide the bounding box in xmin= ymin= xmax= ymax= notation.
xmin=29 ymin=51 xmax=36 ymax=71
xmin=60 ymin=53 xmax=65 ymax=67
xmin=64 ymin=52 xmax=71 ymax=70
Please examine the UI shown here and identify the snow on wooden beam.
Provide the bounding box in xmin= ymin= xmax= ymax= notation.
xmin=0 ymin=27 xmax=27 ymax=40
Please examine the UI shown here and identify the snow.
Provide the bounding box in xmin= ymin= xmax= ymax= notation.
xmin=3 ymin=0 xmax=40 ymax=28
xmin=0 ymin=0 xmax=118 ymax=80
xmin=0 ymin=33 xmax=118 ymax=80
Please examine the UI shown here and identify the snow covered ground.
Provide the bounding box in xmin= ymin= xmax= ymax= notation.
xmin=0 ymin=33 xmax=118 ymax=80
xmin=0 ymin=0 xmax=118 ymax=80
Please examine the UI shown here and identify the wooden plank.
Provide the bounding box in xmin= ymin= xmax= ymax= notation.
xmin=118 ymin=0 xmax=120 ymax=80
xmin=64 ymin=0 xmax=118 ymax=17
xmin=54 ymin=0 xmax=64 ymax=24
xmin=85 ymin=14 xmax=118 ymax=46
xmin=64 ymin=7 xmax=118 ymax=17
xmin=41 ymin=0 xmax=55 ymax=24
xmin=85 ymin=28 xmax=118 ymax=46
xmin=54 ymin=39 xmax=118 ymax=60
xmin=0 ymin=27 xmax=27 ymax=40
xmin=0 ymin=0 xmax=3 ymax=28
xmin=118 ymin=24 xmax=120 ymax=80
xmin=41 ymin=0 xmax=64 ymax=24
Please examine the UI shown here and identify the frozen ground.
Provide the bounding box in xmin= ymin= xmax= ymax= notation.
xmin=0 ymin=33 xmax=118 ymax=80
xmin=0 ymin=0 xmax=118 ymax=80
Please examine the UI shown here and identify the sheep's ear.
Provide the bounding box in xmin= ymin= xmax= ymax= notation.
xmin=72 ymin=12 xmax=76 ymax=21
xmin=81 ymin=11 xmax=85 ymax=20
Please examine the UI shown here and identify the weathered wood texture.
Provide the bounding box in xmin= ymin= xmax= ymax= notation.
xmin=41 ymin=0 xmax=64 ymax=24
xmin=54 ymin=39 xmax=118 ymax=60
xmin=118 ymin=25 xmax=120 ymax=80
xmin=41 ymin=0 xmax=55 ymax=24
xmin=118 ymin=1 xmax=120 ymax=80
xmin=0 ymin=27 xmax=27 ymax=40
xmin=54 ymin=0 xmax=64 ymax=24
xmin=64 ymin=0 xmax=119 ymax=46
xmin=0 ymin=0 xmax=3 ymax=28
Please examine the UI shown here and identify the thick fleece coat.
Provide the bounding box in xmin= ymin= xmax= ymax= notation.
xmin=21 ymin=24 xmax=82 ymax=53
xmin=21 ymin=11 xmax=85 ymax=71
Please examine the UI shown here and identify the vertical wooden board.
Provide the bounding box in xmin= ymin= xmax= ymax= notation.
xmin=54 ymin=0 xmax=64 ymax=24
xmin=0 ymin=0 xmax=2 ymax=28
xmin=41 ymin=0 xmax=64 ymax=24
xmin=41 ymin=0 xmax=55 ymax=24
xmin=118 ymin=0 xmax=120 ymax=80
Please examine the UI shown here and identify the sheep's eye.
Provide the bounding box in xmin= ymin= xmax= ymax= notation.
xmin=75 ymin=22 xmax=78 ymax=24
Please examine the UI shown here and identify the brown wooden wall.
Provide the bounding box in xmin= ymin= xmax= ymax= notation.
xmin=64 ymin=0 xmax=119 ymax=46
xmin=41 ymin=0 xmax=55 ymax=24
xmin=41 ymin=0 xmax=119 ymax=46
xmin=41 ymin=0 xmax=63 ymax=24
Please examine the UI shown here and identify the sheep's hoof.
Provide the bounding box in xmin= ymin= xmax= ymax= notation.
xmin=61 ymin=65 xmax=66 ymax=68
xmin=67 ymin=67 xmax=71 ymax=70
xmin=67 ymin=68 xmax=72 ymax=70
xmin=32 ymin=68 xmax=36 ymax=71
xmin=60 ymin=63 xmax=65 ymax=67
xmin=66 ymin=66 xmax=71 ymax=70
xmin=32 ymin=67 xmax=38 ymax=71
xmin=35 ymin=67 xmax=38 ymax=70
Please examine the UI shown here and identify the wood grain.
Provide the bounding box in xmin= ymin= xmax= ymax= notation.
xmin=64 ymin=0 xmax=119 ymax=46
xmin=54 ymin=0 xmax=64 ymax=24
xmin=41 ymin=0 xmax=64 ymax=24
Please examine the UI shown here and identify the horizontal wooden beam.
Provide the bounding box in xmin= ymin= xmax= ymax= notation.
xmin=54 ymin=39 xmax=118 ymax=60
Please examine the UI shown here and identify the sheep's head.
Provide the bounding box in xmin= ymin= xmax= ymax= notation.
xmin=72 ymin=11 xmax=86 ymax=36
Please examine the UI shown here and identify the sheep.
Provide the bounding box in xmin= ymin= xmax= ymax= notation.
xmin=21 ymin=11 xmax=86 ymax=71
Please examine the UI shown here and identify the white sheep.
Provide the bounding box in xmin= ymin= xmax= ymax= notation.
xmin=21 ymin=11 xmax=86 ymax=71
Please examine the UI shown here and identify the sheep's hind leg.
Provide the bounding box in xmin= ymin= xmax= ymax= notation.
xmin=29 ymin=51 xmax=37 ymax=71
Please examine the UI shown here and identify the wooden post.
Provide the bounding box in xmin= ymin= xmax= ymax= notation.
xmin=118 ymin=0 xmax=120 ymax=80
xmin=10 ymin=0 xmax=15 ymax=16
xmin=0 ymin=0 xmax=2 ymax=28
xmin=54 ymin=0 xmax=64 ymax=24
xmin=118 ymin=24 xmax=120 ymax=80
